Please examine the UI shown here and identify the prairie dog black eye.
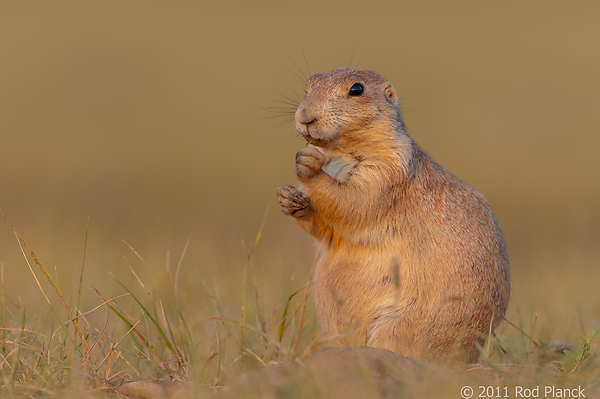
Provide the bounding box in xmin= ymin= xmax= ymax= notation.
xmin=349 ymin=83 xmax=364 ymax=96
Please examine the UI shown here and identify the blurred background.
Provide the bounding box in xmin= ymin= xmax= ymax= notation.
xmin=1 ymin=1 xmax=599 ymax=341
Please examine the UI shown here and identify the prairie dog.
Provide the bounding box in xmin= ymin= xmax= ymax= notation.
xmin=277 ymin=68 xmax=510 ymax=362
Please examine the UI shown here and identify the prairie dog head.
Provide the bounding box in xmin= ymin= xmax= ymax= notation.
xmin=295 ymin=68 xmax=404 ymax=148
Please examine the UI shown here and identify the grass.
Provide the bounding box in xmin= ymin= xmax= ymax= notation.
xmin=0 ymin=210 xmax=598 ymax=398
xmin=0 ymin=210 xmax=324 ymax=398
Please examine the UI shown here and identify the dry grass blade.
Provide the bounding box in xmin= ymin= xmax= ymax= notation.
xmin=246 ymin=207 xmax=269 ymax=348
xmin=122 ymin=240 xmax=146 ymax=264
xmin=0 ymin=209 xmax=89 ymax=354
xmin=502 ymin=316 xmax=547 ymax=351
xmin=89 ymin=284 xmax=149 ymax=346
xmin=174 ymin=232 xmax=193 ymax=304
xmin=127 ymin=263 xmax=151 ymax=297
xmin=207 ymin=317 xmax=284 ymax=354
xmin=96 ymin=321 xmax=140 ymax=377
xmin=111 ymin=274 xmax=178 ymax=356
xmin=76 ymin=217 xmax=90 ymax=315
xmin=1 ymin=263 xmax=5 ymax=349
xmin=81 ymin=290 xmax=126 ymax=362
xmin=67 ymin=293 xmax=131 ymax=323
xmin=291 ymin=248 xmax=319 ymax=356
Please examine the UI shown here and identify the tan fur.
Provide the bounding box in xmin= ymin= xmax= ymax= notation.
xmin=277 ymin=68 xmax=510 ymax=362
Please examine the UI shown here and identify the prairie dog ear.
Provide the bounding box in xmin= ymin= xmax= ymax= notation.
xmin=384 ymin=82 xmax=399 ymax=105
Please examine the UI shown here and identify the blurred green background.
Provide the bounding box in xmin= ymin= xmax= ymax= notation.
xmin=1 ymin=1 xmax=599 ymax=339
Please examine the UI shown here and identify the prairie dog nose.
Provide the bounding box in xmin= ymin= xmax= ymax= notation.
xmin=295 ymin=102 xmax=317 ymax=125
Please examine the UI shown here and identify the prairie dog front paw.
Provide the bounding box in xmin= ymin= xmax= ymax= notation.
xmin=295 ymin=146 xmax=328 ymax=180
xmin=277 ymin=185 xmax=310 ymax=218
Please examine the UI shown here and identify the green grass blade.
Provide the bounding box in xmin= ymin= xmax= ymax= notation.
xmin=111 ymin=274 xmax=178 ymax=357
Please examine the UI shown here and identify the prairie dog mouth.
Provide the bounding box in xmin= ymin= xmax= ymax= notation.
xmin=298 ymin=128 xmax=330 ymax=147
xmin=303 ymin=135 xmax=329 ymax=147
